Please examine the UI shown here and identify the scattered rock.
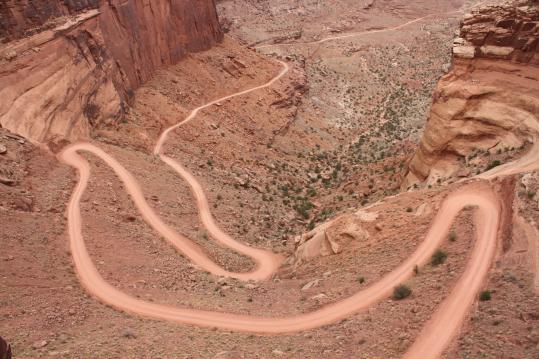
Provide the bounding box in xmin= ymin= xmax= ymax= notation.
xmin=3 ymin=50 xmax=17 ymax=61
xmin=480 ymin=45 xmax=514 ymax=57
xmin=272 ymin=349 xmax=285 ymax=356
xmin=0 ymin=175 xmax=15 ymax=186
xmin=441 ymin=63 xmax=451 ymax=73
xmin=121 ymin=328 xmax=137 ymax=339
xmin=0 ymin=143 xmax=6 ymax=154
xmin=31 ymin=340 xmax=48 ymax=349
xmin=57 ymin=334 xmax=69 ymax=344
xmin=309 ymin=293 xmax=328 ymax=301
xmin=214 ymin=351 xmax=245 ymax=359
xmin=301 ymin=279 xmax=320 ymax=291
xmin=13 ymin=197 xmax=33 ymax=212
xmin=453 ymin=45 xmax=476 ymax=58
xmin=414 ymin=203 xmax=432 ymax=218
xmin=355 ymin=209 xmax=379 ymax=222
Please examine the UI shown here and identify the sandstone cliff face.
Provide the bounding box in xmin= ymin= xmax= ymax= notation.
xmin=0 ymin=0 xmax=222 ymax=144
xmin=99 ymin=0 xmax=223 ymax=91
xmin=405 ymin=0 xmax=539 ymax=186
xmin=453 ymin=0 xmax=539 ymax=64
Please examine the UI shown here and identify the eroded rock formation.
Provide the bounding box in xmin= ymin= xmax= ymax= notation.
xmin=405 ymin=0 xmax=539 ymax=186
xmin=0 ymin=0 xmax=222 ymax=144
xmin=453 ymin=0 xmax=539 ymax=64
xmin=290 ymin=212 xmax=371 ymax=265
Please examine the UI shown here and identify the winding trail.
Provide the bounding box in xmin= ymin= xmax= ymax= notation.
xmin=60 ymin=61 xmax=508 ymax=358
xmin=254 ymin=1 xmax=489 ymax=50
xmin=58 ymin=7 xmax=533 ymax=358
xmin=254 ymin=14 xmax=437 ymax=49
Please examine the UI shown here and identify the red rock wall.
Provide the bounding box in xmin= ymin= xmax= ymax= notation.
xmin=0 ymin=0 xmax=223 ymax=144
xmin=99 ymin=0 xmax=223 ymax=90
xmin=404 ymin=0 xmax=539 ymax=187
xmin=452 ymin=0 xmax=539 ymax=64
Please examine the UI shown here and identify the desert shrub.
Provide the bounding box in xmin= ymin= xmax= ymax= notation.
xmin=393 ymin=284 xmax=412 ymax=300
xmin=479 ymin=290 xmax=492 ymax=301
xmin=431 ymin=249 xmax=447 ymax=266
xmin=486 ymin=160 xmax=501 ymax=170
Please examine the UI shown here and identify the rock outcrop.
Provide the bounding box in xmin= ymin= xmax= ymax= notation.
xmin=290 ymin=213 xmax=371 ymax=265
xmin=453 ymin=0 xmax=539 ymax=64
xmin=0 ymin=336 xmax=11 ymax=359
xmin=0 ymin=0 xmax=222 ymax=144
xmin=405 ymin=0 xmax=539 ymax=186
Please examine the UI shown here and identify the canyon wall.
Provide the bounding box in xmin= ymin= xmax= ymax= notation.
xmin=0 ymin=0 xmax=223 ymax=144
xmin=405 ymin=0 xmax=539 ymax=186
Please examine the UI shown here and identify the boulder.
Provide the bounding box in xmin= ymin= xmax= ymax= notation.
xmin=292 ymin=213 xmax=370 ymax=264
xmin=453 ymin=46 xmax=476 ymax=58
xmin=0 ymin=336 xmax=11 ymax=359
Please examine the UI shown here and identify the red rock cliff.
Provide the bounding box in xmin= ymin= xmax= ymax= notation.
xmin=0 ymin=0 xmax=223 ymax=144
xmin=404 ymin=0 xmax=539 ymax=187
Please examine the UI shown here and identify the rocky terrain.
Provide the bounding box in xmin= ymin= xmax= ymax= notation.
xmin=1 ymin=0 xmax=539 ymax=358
xmin=406 ymin=0 xmax=539 ymax=186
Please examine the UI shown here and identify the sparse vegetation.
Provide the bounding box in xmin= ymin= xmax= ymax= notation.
xmin=393 ymin=284 xmax=412 ymax=300
xmin=479 ymin=290 xmax=492 ymax=301
xmin=485 ymin=160 xmax=501 ymax=170
xmin=431 ymin=249 xmax=447 ymax=266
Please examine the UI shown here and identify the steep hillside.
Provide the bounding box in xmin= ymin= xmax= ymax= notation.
xmin=405 ymin=0 xmax=539 ymax=187
xmin=0 ymin=0 xmax=222 ymax=144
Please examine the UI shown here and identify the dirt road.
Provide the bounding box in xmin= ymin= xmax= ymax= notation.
xmin=254 ymin=1 xmax=488 ymax=49
xmin=254 ymin=14 xmax=437 ymax=49
xmin=60 ymin=146 xmax=501 ymax=346
xmin=60 ymin=63 xmax=505 ymax=357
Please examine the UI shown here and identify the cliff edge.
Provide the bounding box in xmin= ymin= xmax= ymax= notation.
xmin=405 ymin=0 xmax=539 ymax=186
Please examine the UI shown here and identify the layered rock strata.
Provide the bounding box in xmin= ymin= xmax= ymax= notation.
xmin=405 ymin=0 xmax=539 ymax=186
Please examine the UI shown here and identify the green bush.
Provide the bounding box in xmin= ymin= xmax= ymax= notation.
xmin=393 ymin=284 xmax=412 ymax=300
xmin=431 ymin=249 xmax=447 ymax=266
xmin=479 ymin=290 xmax=491 ymax=301
xmin=486 ymin=160 xmax=501 ymax=170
